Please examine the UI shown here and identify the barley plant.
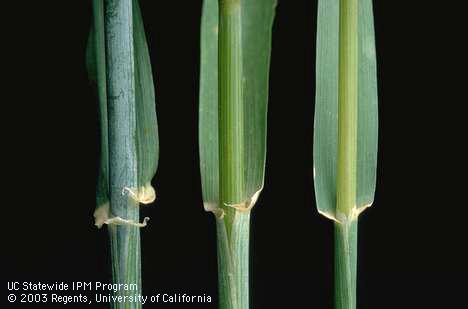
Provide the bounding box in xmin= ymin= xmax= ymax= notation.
xmin=198 ymin=0 xmax=276 ymax=308
xmin=86 ymin=0 xmax=159 ymax=308
xmin=314 ymin=0 xmax=378 ymax=308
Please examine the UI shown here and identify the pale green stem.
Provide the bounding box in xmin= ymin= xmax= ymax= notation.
xmin=335 ymin=220 xmax=358 ymax=309
xmin=217 ymin=1 xmax=249 ymax=309
xmin=216 ymin=213 xmax=250 ymax=309
xmin=335 ymin=0 xmax=358 ymax=308
xmin=105 ymin=0 xmax=142 ymax=308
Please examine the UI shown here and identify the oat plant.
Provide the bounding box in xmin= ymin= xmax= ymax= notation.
xmin=314 ymin=0 xmax=378 ymax=308
xmin=86 ymin=0 xmax=159 ymax=307
xmin=199 ymin=1 xmax=276 ymax=308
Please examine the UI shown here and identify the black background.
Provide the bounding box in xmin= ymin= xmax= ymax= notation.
xmin=2 ymin=1 xmax=467 ymax=308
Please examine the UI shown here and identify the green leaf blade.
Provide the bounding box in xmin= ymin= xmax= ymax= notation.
xmin=314 ymin=0 xmax=340 ymax=220
xmin=87 ymin=0 xmax=159 ymax=212
xmin=357 ymin=0 xmax=378 ymax=210
xmin=199 ymin=0 xmax=277 ymax=214
xmin=199 ymin=0 xmax=219 ymax=211
xmin=314 ymin=0 xmax=378 ymax=220
xmin=87 ymin=0 xmax=109 ymax=212
xmin=241 ymin=0 xmax=277 ymax=200
xmin=133 ymin=0 xmax=159 ymax=202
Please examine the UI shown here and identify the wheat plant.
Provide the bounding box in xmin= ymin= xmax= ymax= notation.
xmin=199 ymin=0 xmax=276 ymax=308
xmin=87 ymin=0 xmax=159 ymax=308
xmin=314 ymin=0 xmax=378 ymax=308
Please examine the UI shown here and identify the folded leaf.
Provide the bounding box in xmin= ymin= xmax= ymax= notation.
xmin=133 ymin=0 xmax=159 ymax=203
xmin=199 ymin=0 xmax=277 ymax=213
xmin=87 ymin=0 xmax=108 ymax=212
xmin=87 ymin=0 xmax=159 ymax=215
xmin=314 ymin=0 xmax=378 ymax=221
